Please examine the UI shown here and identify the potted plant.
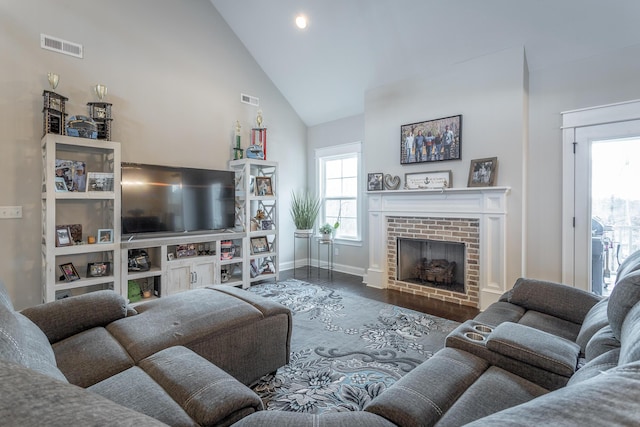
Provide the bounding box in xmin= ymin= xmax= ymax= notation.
xmin=290 ymin=189 xmax=321 ymax=234
xmin=319 ymin=221 xmax=339 ymax=242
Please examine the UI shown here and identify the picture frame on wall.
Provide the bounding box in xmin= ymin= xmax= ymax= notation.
xmin=400 ymin=114 xmax=462 ymax=165
xmin=367 ymin=173 xmax=384 ymax=191
xmin=467 ymin=157 xmax=498 ymax=187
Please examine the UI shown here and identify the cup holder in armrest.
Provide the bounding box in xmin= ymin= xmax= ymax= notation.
xmin=464 ymin=332 xmax=486 ymax=342
xmin=473 ymin=324 xmax=493 ymax=334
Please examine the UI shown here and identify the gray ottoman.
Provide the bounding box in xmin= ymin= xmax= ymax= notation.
xmin=107 ymin=285 xmax=292 ymax=385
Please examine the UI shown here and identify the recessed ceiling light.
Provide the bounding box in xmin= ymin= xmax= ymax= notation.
xmin=295 ymin=15 xmax=307 ymax=29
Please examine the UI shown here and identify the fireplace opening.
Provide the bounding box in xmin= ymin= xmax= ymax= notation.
xmin=397 ymin=238 xmax=465 ymax=293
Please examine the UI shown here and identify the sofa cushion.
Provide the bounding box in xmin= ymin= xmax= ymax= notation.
xmin=0 ymin=303 xmax=67 ymax=382
xmin=0 ymin=359 xmax=166 ymax=426
xmin=568 ymin=348 xmax=620 ymax=385
xmin=486 ymin=323 xmax=580 ymax=378
xmin=89 ymin=366 xmax=197 ymax=426
xmin=107 ymin=289 xmax=265 ymax=363
xmin=607 ymin=270 xmax=640 ymax=339
xmin=517 ymin=310 xmax=581 ymax=342
xmin=501 ymin=278 xmax=600 ymax=324
xmin=584 ymin=325 xmax=620 ymax=362
xmin=364 ymin=347 xmax=490 ymax=427
xmin=0 ymin=280 xmax=13 ymax=311
xmin=52 ymin=327 xmax=134 ymax=388
xmin=465 ymin=361 xmax=640 ymax=427
xmin=618 ymin=301 xmax=640 ymax=365
xmin=21 ymin=290 xmax=128 ymax=344
xmin=473 ymin=301 xmax=525 ymax=327
xmin=437 ymin=366 xmax=548 ymax=426
xmin=232 ymin=411 xmax=397 ymax=427
xmin=575 ymin=297 xmax=609 ymax=353
xmin=139 ymin=346 xmax=263 ymax=426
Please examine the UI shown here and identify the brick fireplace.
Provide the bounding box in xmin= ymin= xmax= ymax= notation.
xmin=365 ymin=187 xmax=509 ymax=310
xmin=388 ymin=217 xmax=480 ymax=307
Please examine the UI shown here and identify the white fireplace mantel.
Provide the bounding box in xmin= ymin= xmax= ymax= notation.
xmin=364 ymin=187 xmax=510 ymax=310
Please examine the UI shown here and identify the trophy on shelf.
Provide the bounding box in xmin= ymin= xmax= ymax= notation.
xmin=42 ymin=72 xmax=68 ymax=136
xmin=248 ymin=110 xmax=267 ymax=160
xmin=87 ymin=83 xmax=113 ymax=140
xmin=233 ymin=120 xmax=244 ymax=160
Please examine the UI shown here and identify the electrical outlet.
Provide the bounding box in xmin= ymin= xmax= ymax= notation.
xmin=334 ymin=247 xmax=339 ymax=256
xmin=0 ymin=206 xmax=22 ymax=219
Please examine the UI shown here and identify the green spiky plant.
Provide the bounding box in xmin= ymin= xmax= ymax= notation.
xmin=290 ymin=189 xmax=321 ymax=230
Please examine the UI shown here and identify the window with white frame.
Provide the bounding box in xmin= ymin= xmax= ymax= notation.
xmin=316 ymin=142 xmax=361 ymax=241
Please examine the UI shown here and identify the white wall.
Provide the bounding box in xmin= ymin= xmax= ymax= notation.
xmin=527 ymin=44 xmax=640 ymax=281
xmin=306 ymin=114 xmax=366 ymax=275
xmin=0 ymin=0 xmax=306 ymax=309
xmin=364 ymin=47 xmax=528 ymax=290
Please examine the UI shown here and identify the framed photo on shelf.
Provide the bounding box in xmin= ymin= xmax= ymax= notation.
xmin=55 ymin=226 xmax=72 ymax=247
xmin=255 ymin=177 xmax=273 ymax=196
xmin=261 ymin=219 xmax=273 ymax=230
xmin=59 ymin=262 xmax=80 ymax=282
xmin=468 ymin=157 xmax=498 ymax=187
xmin=54 ymin=177 xmax=68 ymax=192
xmin=87 ymin=262 xmax=111 ymax=277
xmin=97 ymin=229 xmax=113 ymax=243
xmin=404 ymin=170 xmax=452 ymax=190
xmin=86 ymin=172 xmax=114 ymax=192
xmin=367 ymin=173 xmax=384 ymax=191
xmin=400 ymin=114 xmax=462 ymax=165
xmin=250 ymin=236 xmax=270 ymax=254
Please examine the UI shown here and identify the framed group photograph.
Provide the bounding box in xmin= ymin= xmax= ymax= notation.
xmin=250 ymin=236 xmax=270 ymax=254
xmin=59 ymin=262 xmax=80 ymax=282
xmin=468 ymin=157 xmax=498 ymax=187
xmin=404 ymin=170 xmax=452 ymax=190
xmin=55 ymin=226 xmax=72 ymax=247
xmin=97 ymin=229 xmax=114 ymax=243
xmin=87 ymin=261 xmax=111 ymax=277
xmin=401 ymin=114 xmax=462 ymax=165
xmin=367 ymin=172 xmax=384 ymax=191
xmin=255 ymin=176 xmax=273 ymax=196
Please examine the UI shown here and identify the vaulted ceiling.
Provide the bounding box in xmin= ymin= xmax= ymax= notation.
xmin=211 ymin=0 xmax=640 ymax=126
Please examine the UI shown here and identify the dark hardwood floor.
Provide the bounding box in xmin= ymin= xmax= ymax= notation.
xmin=277 ymin=267 xmax=479 ymax=323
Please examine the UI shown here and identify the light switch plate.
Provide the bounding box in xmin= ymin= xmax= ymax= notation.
xmin=0 ymin=206 xmax=22 ymax=219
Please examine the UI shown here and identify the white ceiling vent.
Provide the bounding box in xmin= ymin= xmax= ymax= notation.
xmin=240 ymin=93 xmax=259 ymax=107
xmin=40 ymin=34 xmax=83 ymax=59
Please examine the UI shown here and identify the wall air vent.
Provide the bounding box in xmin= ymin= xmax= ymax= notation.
xmin=40 ymin=34 xmax=83 ymax=59
xmin=240 ymin=93 xmax=259 ymax=107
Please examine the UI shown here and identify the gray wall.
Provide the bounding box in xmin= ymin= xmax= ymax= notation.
xmin=0 ymin=0 xmax=306 ymax=309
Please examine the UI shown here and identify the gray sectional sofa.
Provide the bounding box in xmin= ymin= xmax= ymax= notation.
xmin=0 ymin=283 xmax=291 ymax=426
xmin=235 ymin=253 xmax=640 ymax=426
xmin=3 ymin=251 xmax=640 ymax=426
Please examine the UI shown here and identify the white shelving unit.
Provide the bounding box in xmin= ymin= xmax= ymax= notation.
xmin=41 ymin=134 xmax=121 ymax=302
xmin=229 ymin=159 xmax=279 ymax=285
xmin=120 ymin=231 xmax=246 ymax=302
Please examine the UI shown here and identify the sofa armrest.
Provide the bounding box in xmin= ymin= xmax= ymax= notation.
xmin=20 ymin=290 xmax=128 ymax=343
xmin=486 ymin=322 xmax=580 ymax=377
xmin=501 ymin=278 xmax=602 ymax=324
xmin=139 ymin=346 xmax=262 ymax=427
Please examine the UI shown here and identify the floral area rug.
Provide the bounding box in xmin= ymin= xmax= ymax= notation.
xmin=248 ymin=279 xmax=459 ymax=414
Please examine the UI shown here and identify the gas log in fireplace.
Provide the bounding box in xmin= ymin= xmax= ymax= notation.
xmin=397 ymin=238 xmax=465 ymax=293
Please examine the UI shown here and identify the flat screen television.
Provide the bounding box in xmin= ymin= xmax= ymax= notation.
xmin=121 ymin=163 xmax=236 ymax=237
